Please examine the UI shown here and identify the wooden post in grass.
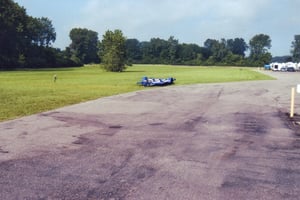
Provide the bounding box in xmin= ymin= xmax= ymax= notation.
xmin=290 ymin=87 xmax=295 ymax=118
xmin=53 ymin=74 xmax=57 ymax=83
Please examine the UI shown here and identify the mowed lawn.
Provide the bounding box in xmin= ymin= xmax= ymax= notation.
xmin=0 ymin=65 xmax=273 ymax=121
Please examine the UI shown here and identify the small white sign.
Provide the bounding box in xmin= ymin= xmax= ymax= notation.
xmin=297 ymin=84 xmax=300 ymax=94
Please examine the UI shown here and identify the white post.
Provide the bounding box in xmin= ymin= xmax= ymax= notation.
xmin=290 ymin=87 xmax=295 ymax=118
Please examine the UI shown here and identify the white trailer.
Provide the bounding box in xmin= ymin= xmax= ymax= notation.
xmin=270 ymin=62 xmax=285 ymax=71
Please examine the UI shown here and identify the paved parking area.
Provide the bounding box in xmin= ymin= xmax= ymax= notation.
xmin=0 ymin=70 xmax=300 ymax=199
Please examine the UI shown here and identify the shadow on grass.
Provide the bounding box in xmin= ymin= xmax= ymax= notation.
xmin=0 ymin=67 xmax=80 ymax=72
xmin=30 ymin=68 xmax=80 ymax=72
xmin=123 ymin=70 xmax=146 ymax=73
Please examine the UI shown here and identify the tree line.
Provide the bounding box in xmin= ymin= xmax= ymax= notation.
xmin=125 ymin=35 xmax=271 ymax=66
xmin=1 ymin=0 xmax=300 ymax=71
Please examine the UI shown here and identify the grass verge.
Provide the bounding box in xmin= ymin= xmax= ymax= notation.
xmin=0 ymin=64 xmax=274 ymax=121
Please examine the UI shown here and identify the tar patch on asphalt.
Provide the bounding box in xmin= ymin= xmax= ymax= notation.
xmin=235 ymin=112 xmax=267 ymax=136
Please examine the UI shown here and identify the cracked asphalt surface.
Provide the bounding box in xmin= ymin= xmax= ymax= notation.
xmin=0 ymin=70 xmax=300 ymax=200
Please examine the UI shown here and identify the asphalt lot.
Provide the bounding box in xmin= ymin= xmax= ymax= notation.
xmin=0 ymin=70 xmax=300 ymax=200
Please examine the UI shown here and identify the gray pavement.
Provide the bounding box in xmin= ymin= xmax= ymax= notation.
xmin=0 ymin=70 xmax=300 ymax=200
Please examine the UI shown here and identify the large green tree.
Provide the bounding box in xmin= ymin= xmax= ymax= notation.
xmin=249 ymin=34 xmax=272 ymax=65
xmin=0 ymin=0 xmax=76 ymax=68
xmin=178 ymin=43 xmax=203 ymax=65
xmin=0 ymin=0 xmax=28 ymax=68
xmin=23 ymin=16 xmax=57 ymax=67
xmin=204 ymin=39 xmax=229 ymax=63
xmin=226 ymin=38 xmax=248 ymax=57
xmin=100 ymin=29 xmax=126 ymax=72
xmin=69 ymin=28 xmax=99 ymax=64
xmin=125 ymin=38 xmax=142 ymax=63
xmin=167 ymin=36 xmax=179 ymax=64
xmin=27 ymin=17 xmax=56 ymax=47
xmin=291 ymin=35 xmax=300 ymax=62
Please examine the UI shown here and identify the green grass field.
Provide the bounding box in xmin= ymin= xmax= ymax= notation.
xmin=0 ymin=65 xmax=273 ymax=121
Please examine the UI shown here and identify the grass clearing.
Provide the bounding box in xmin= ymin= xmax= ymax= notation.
xmin=0 ymin=64 xmax=274 ymax=121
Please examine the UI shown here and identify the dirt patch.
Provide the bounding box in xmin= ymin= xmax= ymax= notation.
xmin=279 ymin=112 xmax=300 ymax=136
xmin=72 ymin=136 xmax=92 ymax=145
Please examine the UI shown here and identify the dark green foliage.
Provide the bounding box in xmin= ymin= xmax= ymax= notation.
xmin=0 ymin=0 xmax=28 ymax=68
xmin=69 ymin=28 xmax=99 ymax=64
xmin=27 ymin=17 xmax=56 ymax=47
xmin=291 ymin=35 xmax=300 ymax=62
xmin=125 ymin=38 xmax=142 ymax=62
xmin=226 ymin=38 xmax=248 ymax=57
xmin=0 ymin=0 xmax=78 ymax=69
xmin=127 ymin=37 xmax=251 ymax=66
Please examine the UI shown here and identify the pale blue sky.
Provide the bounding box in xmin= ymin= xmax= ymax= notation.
xmin=15 ymin=0 xmax=300 ymax=56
